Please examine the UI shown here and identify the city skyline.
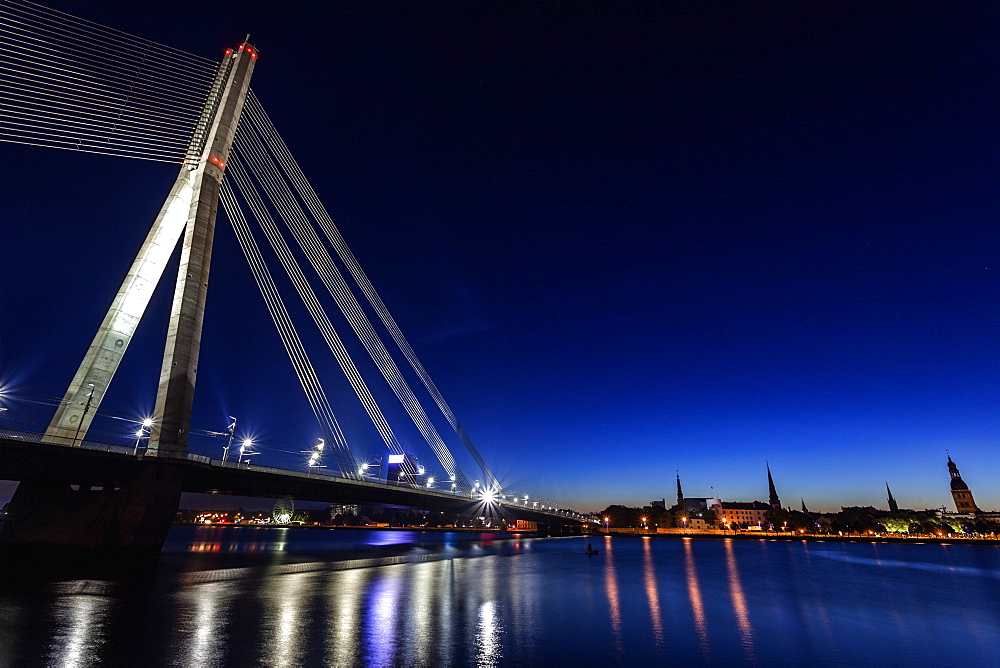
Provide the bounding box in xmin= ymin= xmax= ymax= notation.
xmin=2 ymin=1 xmax=998 ymax=513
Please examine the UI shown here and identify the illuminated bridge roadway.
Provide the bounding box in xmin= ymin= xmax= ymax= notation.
xmin=0 ymin=430 xmax=590 ymax=543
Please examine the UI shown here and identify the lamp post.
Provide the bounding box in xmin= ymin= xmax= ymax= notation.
xmin=358 ymin=457 xmax=383 ymax=481
xmin=239 ymin=438 xmax=257 ymax=465
xmin=222 ymin=416 xmax=237 ymax=461
xmin=604 ymin=516 xmax=610 ymax=533
xmin=133 ymin=417 xmax=153 ymax=455
xmin=304 ymin=438 xmax=325 ymax=472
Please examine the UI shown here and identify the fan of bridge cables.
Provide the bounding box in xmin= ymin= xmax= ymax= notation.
xmin=221 ymin=93 xmax=498 ymax=489
xmin=0 ymin=0 xmax=218 ymax=161
xmin=0 ymin=0 xmax=499 ymax=492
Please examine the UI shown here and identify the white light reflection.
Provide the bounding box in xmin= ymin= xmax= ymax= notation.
xmin=472 ymin=555 xmax=505 ymax=666
xmin=476 ymin=600 xmax=504 ymax=666
xmin=262 ymin=571 xmax=312 ymax=667
xmin=325 ymin=568 xmax=370 ymax=666
xmin=46 ymin=582 xmax=111 ymax=667
xmin=404 ymin=561 xmax=435 ymax=666
xmin=180 ymin=581 xmax=237 ymax=665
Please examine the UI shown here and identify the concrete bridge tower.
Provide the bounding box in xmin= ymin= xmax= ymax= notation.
xmin=2 ymin=42 xmax=257 ymax=552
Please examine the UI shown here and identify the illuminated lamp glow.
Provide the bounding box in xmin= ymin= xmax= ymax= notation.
xmin=387 ymin=454 xmax=404 ymax=464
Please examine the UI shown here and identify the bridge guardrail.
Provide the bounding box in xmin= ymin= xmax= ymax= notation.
xmin=0 ymin=427 xmax=136 ymax=455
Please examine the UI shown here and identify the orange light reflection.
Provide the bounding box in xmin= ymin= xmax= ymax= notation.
xmin=641 ymin=537 xmax=665 ymax=649
xmin=724 ymin=539 xmax=756 ymax=661
xmin=683 ymin=538 xmax=709 ymax=657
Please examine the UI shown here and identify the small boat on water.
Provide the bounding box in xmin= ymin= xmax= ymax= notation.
xmin=584 ymin=542 xmax=599 ymax=555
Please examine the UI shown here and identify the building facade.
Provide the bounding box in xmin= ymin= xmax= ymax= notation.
xmin=711 ymin=501 xmax=771 ymax=528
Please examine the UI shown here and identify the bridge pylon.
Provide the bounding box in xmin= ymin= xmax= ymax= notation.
xmin=44 ymin=44 xmax=257 ymax=455
xmin=0 ymin=43 xmax=257 ymax=554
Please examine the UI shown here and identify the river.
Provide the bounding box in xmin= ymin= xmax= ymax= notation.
xmin=1 ymin=527 xmax=998 ymax=665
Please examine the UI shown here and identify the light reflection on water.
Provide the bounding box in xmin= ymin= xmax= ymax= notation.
xmin=683 ymin=537 xmax=710 ymax=661
xmin=176 ymin=580 xmax=236 ymax=666
xmin=724 ymin=539 xmax=755 ymax=662
xmin=2 ymin=530 xmax=999 ymax=665
xmin=602 ymin=535 xmax=624 ymax=655
xmin=641 ymin=536 xmax=665 ymax=651
xmin=46 ymin=582 xmax=111 ymax=667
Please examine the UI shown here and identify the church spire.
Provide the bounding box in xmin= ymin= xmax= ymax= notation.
xmin=676 ymin=471 xmax=684 ymax=509
xmin=886 ymin=482 xmax=898 ymax=513
xmin=767 ymin=462 xmax=781 ymax=510
xmin=947 ymin=455 xmax=979 ymax=514
xmin=801 ymin=498 xmax=809 ymax=513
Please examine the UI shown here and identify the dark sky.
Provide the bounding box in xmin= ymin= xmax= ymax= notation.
xmin=2 ymin=1 xmax=998 ymax=512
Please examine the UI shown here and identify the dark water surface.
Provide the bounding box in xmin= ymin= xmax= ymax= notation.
xmin=1 ymin=527 xmax=999 ymax=666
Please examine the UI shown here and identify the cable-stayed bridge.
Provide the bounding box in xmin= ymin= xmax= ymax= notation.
xmin=0 ymin=0 xmax=587 ymax=550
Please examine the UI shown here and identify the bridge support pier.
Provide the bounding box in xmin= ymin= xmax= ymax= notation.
xmin=0 ymin=460 xmax=185 ymax=553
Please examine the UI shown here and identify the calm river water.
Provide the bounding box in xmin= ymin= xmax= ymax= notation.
xmin=1 ymin=527 xmax=998 ymax=666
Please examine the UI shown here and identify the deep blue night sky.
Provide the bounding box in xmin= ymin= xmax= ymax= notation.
xmin=2 ymin=1 xmax=998 ymax=512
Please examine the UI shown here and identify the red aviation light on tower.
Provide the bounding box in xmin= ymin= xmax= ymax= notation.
xmin=236 ymin=43 xmax=258 ymax=59
xmin=208 ymin=154 xmax=226 ymax=170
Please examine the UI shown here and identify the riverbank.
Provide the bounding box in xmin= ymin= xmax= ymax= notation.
xmin=594 ymin=529 xmax=1000 ymax=545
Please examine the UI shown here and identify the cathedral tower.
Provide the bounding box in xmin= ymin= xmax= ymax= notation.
xmin=947 ymin=456 xmax=979 ymax=514
xmin=886 ymin=482 xmax=898 ymax=513
xmin=767 ymin=463 xmax=781 ymax=510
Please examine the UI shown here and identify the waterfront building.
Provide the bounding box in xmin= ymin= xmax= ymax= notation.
xmin=947 ymin=456 xmax=980 ymax=513
xmin=711 ymin=500 xmax=771 ymax=528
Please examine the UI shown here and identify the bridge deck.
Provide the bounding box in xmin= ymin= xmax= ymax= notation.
xmin=0 ymin=430 xmax=587 ymax=526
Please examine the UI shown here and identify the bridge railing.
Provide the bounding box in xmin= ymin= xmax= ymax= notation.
xmin=0 ymin=427 xmax=136 ymax=455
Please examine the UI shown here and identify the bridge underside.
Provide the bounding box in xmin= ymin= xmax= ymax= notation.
xmin=0 ymin=438 xmax=584 ymax=552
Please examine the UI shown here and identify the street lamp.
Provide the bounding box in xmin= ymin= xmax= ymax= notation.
xmin=133 ymin=417 xmax=153 ymax=455
xmin=357 ymin=457 xmax=383 ymax=480
xmin=303 ymin=438 xmax=325 ymax=472
xmin=239 ymin=438 xmax=257 ymax=465
xmin=222 ymin=416 xmax=236 ymax=462
xmin=604 ymin=516 xmax=610 ymax=533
